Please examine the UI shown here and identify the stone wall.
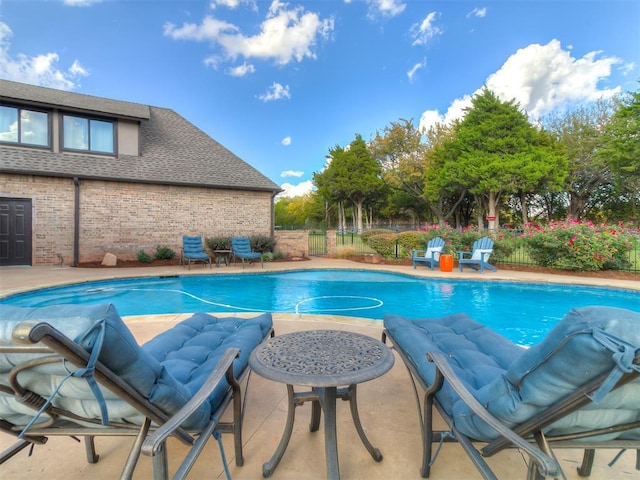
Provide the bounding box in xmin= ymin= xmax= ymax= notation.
xmin=273 ymin=230 xmax=309 ymax=259
xmin=1 ymin=173 xmax=274 ymax=265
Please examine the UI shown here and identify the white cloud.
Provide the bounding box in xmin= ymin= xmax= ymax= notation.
xmin=410 ymin=12 xmax=442 ymax=47
xmin=69 ymin=59 xmax=88 ymax=76
xmin=367 ymin=0 xmax=406 ymax=19
xmin=259 ymin=82 xmax=291 ymax=101
xmin=419 ymin=39 xmax=622 ymax=132
xmin=281 ymin=170 xmax=303 ymax=177
xmin=63 ymin=0 xmax=102 ymax=6
xmin=619 ymin=61 xmax=636 ymax=76
xmin=225 ymin=62 xmax=256 ymax=76
xmin=164 ymin=1 xmax=334 ymax=66
xmin=0 ymin=22 xmax=88 ymax=90
xmin=212 ymin=0 xmax=257 ymax=10
xmin=407 ymin=58 xmax=426 ymax=81
xmin=281 ymin=136 xmax=292 ymax=146
xmin=278 ymin=180 xmax=315 ymax=198
xmin=467 ymin=7 xmax=487 ymax=18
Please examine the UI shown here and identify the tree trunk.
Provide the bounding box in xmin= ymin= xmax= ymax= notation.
xmin=486 ymin=191 xmax=500 ymax=231
xmin=568 ymin=192 xmax=587 ymax=220
xmin=519 ymin=191 xmax=529 ymax=225
xmin=354 ymin=199 xmax=364 ymax=233
xmin=338 ymin=201 xmax=346 ymax=232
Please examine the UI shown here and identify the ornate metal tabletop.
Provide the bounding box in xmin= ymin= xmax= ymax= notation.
xmin=249 ymin=329 xmax=394 ymax=387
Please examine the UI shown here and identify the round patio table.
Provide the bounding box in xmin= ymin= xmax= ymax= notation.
xmin=249 ymin=329 xmax=394 ymax=480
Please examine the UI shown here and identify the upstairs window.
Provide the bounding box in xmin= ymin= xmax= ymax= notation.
xmin=62 ymin=114 xmax=115 ymax=154
xmin=0 ymin=105 xmax=50 ymax=147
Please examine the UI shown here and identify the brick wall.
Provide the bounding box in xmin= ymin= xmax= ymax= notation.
xmin=1 ymin=173 xmax=274 ymax=265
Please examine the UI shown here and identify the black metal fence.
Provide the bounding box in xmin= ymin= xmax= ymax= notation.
xmin=308 ymin=230 xmax=327 ymax=256
xmin=306 ymin=230 xmax=640 ymax=273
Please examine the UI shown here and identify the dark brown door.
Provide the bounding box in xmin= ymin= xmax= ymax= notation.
xmin=0 ymin=197 xmax=32 ymax=266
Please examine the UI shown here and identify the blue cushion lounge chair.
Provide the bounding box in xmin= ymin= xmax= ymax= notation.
xmin=383 ymin=306 xmax=640 ymax=479
xmin=231 ymin=236 xmax=263 ymax=268
xmin=0 ymin=304 xmax=274 ymax=479
xmin=457 ymin=236 xmax=496 ymax=273
xmin=181 ymin=235 xmax=211 ymax=270
xmin=412 ymin=237 xmax=445 ymax=270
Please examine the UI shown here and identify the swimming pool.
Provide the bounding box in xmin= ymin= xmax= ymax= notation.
xmin=1 ymin=269 xmax=638 ymax=345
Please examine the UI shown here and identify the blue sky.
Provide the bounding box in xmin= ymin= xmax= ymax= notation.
xmin=1 ymin=1 xmax=638 ymax=197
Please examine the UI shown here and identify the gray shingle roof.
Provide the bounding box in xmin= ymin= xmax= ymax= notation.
xmin=0 ymin=80 xmax=281 ymax=192
xmin=1 ymin=79 xmax=150 ymax=119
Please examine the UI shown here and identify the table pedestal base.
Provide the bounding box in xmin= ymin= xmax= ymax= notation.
xmin=262 ymin=383 xmax=382 ymax=480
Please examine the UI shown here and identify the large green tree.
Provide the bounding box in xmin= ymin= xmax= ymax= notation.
xmin=313 ymin=147 xmax=348 ymax=231
xmin=274 ymin=193 xmax=325 ymax=227
xmin=544 ymin=99 xmax=615 ymax=220
xmin=370 ymin=119 xmax=429 ymax=224
xmin=313 ymin=135 xmax=385 ymax=232
xmin=447 ymin=88 xmax=566 ymax=229
xmin=423 ymin=121 xmax=470 ymax=226
xmin=598 ymin=88 xmax=640 ymax=220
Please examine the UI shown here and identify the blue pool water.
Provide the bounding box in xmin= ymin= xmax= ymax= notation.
xmin=1 ymin=269 xmax=638 ymax=346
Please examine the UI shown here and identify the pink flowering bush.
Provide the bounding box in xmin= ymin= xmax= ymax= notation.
xmin=522 ymin=221 xmax=634 ymax=271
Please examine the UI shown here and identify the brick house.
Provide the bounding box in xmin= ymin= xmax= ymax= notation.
xmin=0 ymin=79 xmax=282 ymax=266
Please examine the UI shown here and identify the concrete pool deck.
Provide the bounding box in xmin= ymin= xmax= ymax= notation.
xmin=0 ymin=258 xmax=638 ymax=479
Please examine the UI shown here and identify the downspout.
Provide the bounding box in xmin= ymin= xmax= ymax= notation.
xmin=270 ymin=191 xmax=277 ymax=237
xmin=73 ymin=177 xmax=80 ymax=267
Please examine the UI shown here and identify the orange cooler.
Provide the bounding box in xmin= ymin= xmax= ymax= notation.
xmin=439 ymin=254 xmax=454 ymax=272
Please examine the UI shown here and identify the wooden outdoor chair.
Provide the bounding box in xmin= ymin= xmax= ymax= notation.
xmin=457 ymin=236 xmax=497 ymax=273
xmin=412 ymin=237 xmax=445 ymax=270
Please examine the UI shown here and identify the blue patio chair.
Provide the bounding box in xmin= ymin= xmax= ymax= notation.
xmin=412 ymin=237 xmax=445 ymax=270
xmin=181 ymin=235 xmax=211 ymax=270
xmin=231 ymin=236 xmax=263 ymax=268
xmin=0 ymin=303 xmax=274 ymax=479
xmin=457 ymin=236 xmax=496 ymax=273
xmin=383 ymin=306 xmax=640 ymax=479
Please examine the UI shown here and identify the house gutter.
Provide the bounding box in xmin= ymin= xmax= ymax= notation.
xmin=73 ymin=177 xmax=80 ymax=267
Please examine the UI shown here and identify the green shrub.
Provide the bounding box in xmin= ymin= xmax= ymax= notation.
xmin=250 ymin=234 xmax=275 ymax=253
xmin=522 ymin=221 xmax=633 ymax=271
xmin=396 ymin=231 xmax=429 ymax=256
xmin=419 ymin=225 xmax=466 ymax=254
xmin=205 ymin=236 xmax=231 ymax=251
xmin=272 ymin=251 xmax=284 ymax=260
xmin=154 ymin=245 xmax=176 ymax=260
xmin=261 ymin=252 xmax=274 ymax=262
xmin=206 ymin=235 xmax=275 ymax=253
xmin=490 ymin=233 xmax=519 ymax=262
xmin=366 ymin=233 xmax=399 ymax=257
xmin=361 ymin=229 xmax=395 ymax=243
xmin=136 ymin=250 xmax=153 ymax=264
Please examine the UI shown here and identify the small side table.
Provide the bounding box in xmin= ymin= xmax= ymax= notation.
xmin=213 ymin=249 xmax=232 ymax=267
xmin=249 ymin=329 xmax=394 ymax=480
xmin=439 ymin=254 xmax=454 ymax=272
